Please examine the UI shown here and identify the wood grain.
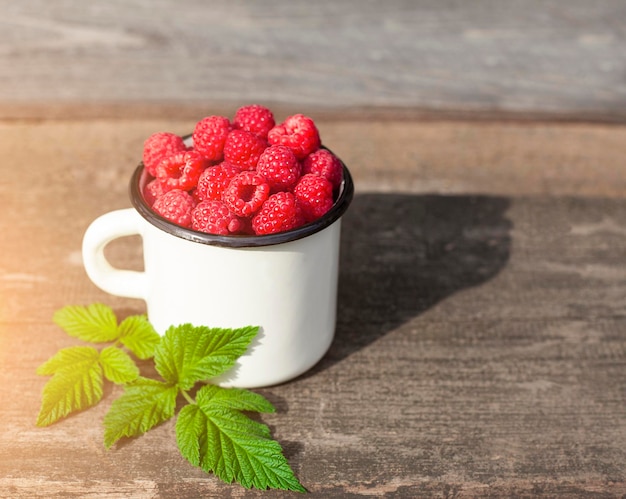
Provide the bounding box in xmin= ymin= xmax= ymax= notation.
xmin=1 ymin=118 xmax=625 ymax=496
xmin=1 ymin=0 xmax=626 ymax=121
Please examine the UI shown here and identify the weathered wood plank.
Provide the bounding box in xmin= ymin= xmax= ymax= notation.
xmin=1 ymin=119 xmax=625 ymax=497
xmin=1 ymin=0 xmax=625 ymax=121
xmin=2 ymin=194 xmax=625 ymax=497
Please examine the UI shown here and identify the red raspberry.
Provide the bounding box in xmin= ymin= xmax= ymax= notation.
xmin=191 ymin=200 xmax=244 ymax=235
xmin=255 ymin=145 xmax=301 ymax=193
xmin=293 ymin=174 xmax=334 ymax=222
xmin=233 ymin=104 xmax=275 ymax=139
xmin=194 ymin=162 xmax=241 ymax=202
xmin=143 ymin=178 xmax=165 ymax=207
xmin=143 ymin=132 xmax=187 ymax=177
xmin=267 ymin=114 xmax=321 ymax=160
xmin=192 ymin=115 xmax=232 ymax=162
xmin=222 ymin=171 xmax=270 ymax=218
xmin=237 ymin=216 xmax=255 ymax=235
xmin=156 ymin=150 xmax=209 ymax=192
xmin=302 ymin=148 xmax=343 ymax=190
xmin=152 ymin=189 xmax=196 ymax=228
xmin=223 ymin=129 xmax=267 ymax=170
xmin=252 ymin=192 xmax=305 ymax=235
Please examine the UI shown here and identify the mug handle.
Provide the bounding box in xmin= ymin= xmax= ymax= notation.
xmin=82 ymin=208 xmax=147 ymax=300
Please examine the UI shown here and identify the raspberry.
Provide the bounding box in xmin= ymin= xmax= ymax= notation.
xmin=267 ymin=114 xmax=321 ymax=160
xmin=233 ymin=104 xmax=275 ymax=139
xmin=302 ymin=148 xmax=343 ymax=190
xmin=156 ymin=150 xmax=209 ymax=192
xmin=192 ymin=115 xmax=232 ymax=162
xmin=152 ymin=189 xmax=196 ymax=228
xmin=223 ymin=129 xmax=267 ymax=170
xmin=143 ymin=132 xmax=187 ymax=177
xmin=252 ymin=192 xmax=305 ymax=235
xmin=191 ymin=200 xmax=244 ymax=235
xmin=143 ymin=178 xmax=165 ymax=207
xmin=293 ymin=174 xmax=334 ymax=222
xmin=142 ymin=106 xmax=344 ymax=233
xmin=255 ymin=145 xmax=301 ymax=193
xmin=237 ymin=216 xmax=255 ymax=235
xmin=222 ymin=171 xmax=270 ymax=218
xmin=194 ymin=162 xmax=241 ymax=202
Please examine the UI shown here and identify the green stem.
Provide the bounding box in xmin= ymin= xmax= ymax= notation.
xmin=181 ymin=390 xmax=196 ymax=405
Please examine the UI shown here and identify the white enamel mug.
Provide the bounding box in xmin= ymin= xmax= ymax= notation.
xmin=82 ymin=153 xmax=354 ymax=388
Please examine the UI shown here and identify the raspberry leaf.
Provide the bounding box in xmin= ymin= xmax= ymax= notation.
xmin=103 ymin=377 xmax=178 ymax=449
xmin=99 ymin=346 xmax=140 ymax=384
xmin=53 ymin=303 xmax=119 ymax=343
xmin=118 ymin=314 xmax=160 ymax=359
xmin=36 ymin=346 xmax=103 ymax=426
xmin=154 ymin=324 xmax=259 ymax=390
xmin=176 ymin=384 xmax=305 ymax=492
xmin=175 ymin=404 xmax=205 ymax=467
xmin=197 ymin=384 xmax=275 ymax=415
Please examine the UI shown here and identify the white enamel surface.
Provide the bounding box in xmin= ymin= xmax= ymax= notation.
xmin=82 ymin=208 xmax=148 ymax=300
xmin=82 ymin=209 xmax=342 ymax=388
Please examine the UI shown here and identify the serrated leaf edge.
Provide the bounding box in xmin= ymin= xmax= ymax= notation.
xmin=103 ymin=379 xmax=178 ymax=448
xmin=53 ymin=303 xmax=120 ymax=343
xmin=36 ymin=351 xmax=104 ymax=427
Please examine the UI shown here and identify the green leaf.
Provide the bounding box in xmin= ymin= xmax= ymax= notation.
xmin=176 ymin=404 xmax=205 ymax=467
xmin=154 ymin=324 xmax=259 ymax=390
xmin=197 ymin=384 xmax=275 ymax=415
xmin=36 ymin=346 xmax=103 ymax=426
xmin=118 ymin=315 xmax=160 ymax=359
xmin=37 ymin=345 xmax=95 ymax=376
xmin=103 ymin=377 xmax=178 ymax=448
xmin=99 ymin=346 xmax=140 ymax=384
xmin=176 ymin=385 xmax=305 ymax=492
xmin=53 ymin=304 xmax=119 ymax=343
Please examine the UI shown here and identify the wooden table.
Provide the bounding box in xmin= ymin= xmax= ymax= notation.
xmin=1 ymin=2 xmax=626 ymax=498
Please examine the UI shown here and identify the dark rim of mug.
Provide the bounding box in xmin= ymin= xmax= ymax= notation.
xmin=130 ymin=147 xmax=354 ymax=248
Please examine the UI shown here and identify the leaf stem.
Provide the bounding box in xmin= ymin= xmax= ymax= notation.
xmin=181 ymin=389 xmax=196 ymax=405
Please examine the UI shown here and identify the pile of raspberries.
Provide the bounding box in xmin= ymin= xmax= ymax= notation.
xmin=141 ymin=105 xmax=343 ymax=236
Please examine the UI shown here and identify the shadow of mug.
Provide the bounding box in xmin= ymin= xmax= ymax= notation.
xmin=308 ymin=193 xmax=513 ymax=374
